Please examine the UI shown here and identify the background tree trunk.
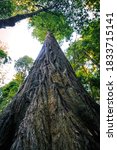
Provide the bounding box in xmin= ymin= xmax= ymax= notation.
xmin=0 ymin=32 xmax=100 ymax=150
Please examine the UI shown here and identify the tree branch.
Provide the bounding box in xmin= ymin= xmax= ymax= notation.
xmin=0 ymin=6 xmax=52 ymax=28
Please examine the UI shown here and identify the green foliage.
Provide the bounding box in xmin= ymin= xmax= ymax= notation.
xmin=28 ymin=0 xmax=100 ymax=38
xmin=85 ymin=0 xmax=100 ymax=11
xmin=0 ymin=71 xmax=26 ymax=113
xmin=30 ymin=12 xmax=73 ymax=42
xmin=14 ymin=72 xmax=25 ymax=84
xmin=0 ymin=56 xmax=33 ymax=112
xmin=12 ymin=0 xmax=39 ymax=14
xmin=82 ymin=19 xmax=100 ymax=56
xmin=0 ymin=0 xmax=99 ymax=33
xmin=66 ymin=19 xmax=100 ymax=101
xmin=0 ymin=50 xmax=11 ymax=64
xmin=0 ymin=0 xmax=15 ymax=19
xmin=0 ymin=50 xmax=7 ymax=59
xmin=0 ymin=42 xmax=12 ymax=86
xmin=0 ymin=80 xmax=19 ymax=112
xmin=14 ymin=55 xmax=34 ymax=77
xmin=0 ymin=50 xmax=7 ymax=65
xmin=0 ymin=41 xmax=11 ymax=64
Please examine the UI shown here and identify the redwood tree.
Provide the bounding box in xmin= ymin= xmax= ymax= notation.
xmin=0 ymin=32 xmax=100 ymax=150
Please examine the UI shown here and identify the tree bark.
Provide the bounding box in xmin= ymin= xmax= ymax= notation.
xmin=0 ymin=32 xmax=100 ymax=150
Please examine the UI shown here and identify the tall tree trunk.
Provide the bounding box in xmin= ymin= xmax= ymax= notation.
xmin=0 ymin=32 xmax=100 ymax=150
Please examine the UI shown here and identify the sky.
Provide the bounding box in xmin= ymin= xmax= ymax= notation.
xmin=0 ymin=19 xmax=76 ymax=86
xmin=0 ymin=19 xmax=42 ymax=86
xmin=0 ymin=19 xmax=72 ymax=61
xmin=0 ymin=19 xmax=41 ymax=60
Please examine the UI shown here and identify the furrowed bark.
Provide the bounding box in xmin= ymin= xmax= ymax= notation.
xmin=0 ymin=32 xmax=100 ymax=150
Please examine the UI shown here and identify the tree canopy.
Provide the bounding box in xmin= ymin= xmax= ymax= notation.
xmin=14 ymin=55 xmax=34 ymax=78
xmin=0 ymin=0 xmax=99 ymax=31
xmin=0 ymin=0 xmax=15 ymax=19
xmin=29 ymin=12 xmax=73 ymax=42
xmin=66 ymin=19 xmax=100 ymax=101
